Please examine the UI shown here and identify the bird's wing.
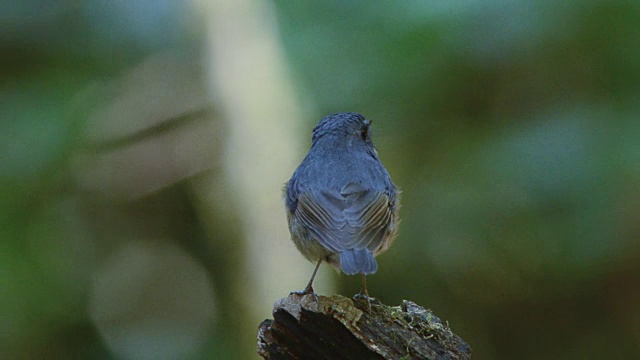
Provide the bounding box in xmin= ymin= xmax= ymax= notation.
xmin=294 ymin=182 xmax=393 ymax=253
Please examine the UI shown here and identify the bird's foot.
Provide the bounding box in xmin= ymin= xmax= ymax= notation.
xmin=290 ymin=286 xmax=318 ymax=302
xmin=353 ymin=291 xmax=379 ymax=311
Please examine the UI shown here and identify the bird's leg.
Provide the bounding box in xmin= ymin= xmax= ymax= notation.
xmin=360 ymin=274 xmax=369 ymax=297
xmin=354 ymin=274 xmax=373 ymax=311
xmin=290 ymin=260 xmax=322 ymax=301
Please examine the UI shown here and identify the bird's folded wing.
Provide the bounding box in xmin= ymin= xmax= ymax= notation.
xmin=295 ymin=185 xmax=392 ymax=253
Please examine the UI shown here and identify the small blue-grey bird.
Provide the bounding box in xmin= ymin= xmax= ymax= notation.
xmin=284 ymin=112 xmax=400 ymax=297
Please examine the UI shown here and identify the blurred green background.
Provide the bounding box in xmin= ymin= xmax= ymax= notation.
xmin=2 ymin=1 xmax=639 ymax=359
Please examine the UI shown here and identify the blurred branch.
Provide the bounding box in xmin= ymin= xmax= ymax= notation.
xmin=257 ymin=294 xmax=471 ymax=359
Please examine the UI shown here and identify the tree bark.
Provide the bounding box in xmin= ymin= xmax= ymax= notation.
xmin=257 ymin=294 xmax=471 ymax=359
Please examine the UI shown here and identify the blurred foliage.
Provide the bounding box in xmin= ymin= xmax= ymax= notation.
xmin=272 ymin=1 xmax=640 ymax=358
xmin=2 ymin=0 xmax=639 ymax=359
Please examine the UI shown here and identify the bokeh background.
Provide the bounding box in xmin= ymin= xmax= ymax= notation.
xmin=2 ymin=1 xmax=639 ymax=359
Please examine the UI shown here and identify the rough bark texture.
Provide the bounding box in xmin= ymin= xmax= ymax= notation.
xmin=257 ymin=293 xmax=471 ymax=359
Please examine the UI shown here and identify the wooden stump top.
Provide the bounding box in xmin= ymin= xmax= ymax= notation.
xmin=257 ymin=293 xmax=471 ymax=359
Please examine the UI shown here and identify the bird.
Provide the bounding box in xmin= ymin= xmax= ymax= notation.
xmin=284 ymin=112 xmax=400 ymax=298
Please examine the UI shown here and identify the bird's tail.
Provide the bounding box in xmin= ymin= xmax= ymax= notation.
xmin=340 ymin=249 xmax=378 ymax=275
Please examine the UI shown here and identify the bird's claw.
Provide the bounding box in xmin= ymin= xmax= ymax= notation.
xmin=353 ymin=292 xmax=378 ymax=311
xmin=290 ymin=287 xmax=319 ymax=302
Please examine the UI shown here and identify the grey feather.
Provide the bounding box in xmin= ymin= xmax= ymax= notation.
xmin=285 ymin=112 xmax=399 ymax=276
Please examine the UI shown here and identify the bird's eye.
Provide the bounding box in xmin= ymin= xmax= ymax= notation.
xmin=361 ymin=127 xmax=368 ymax=140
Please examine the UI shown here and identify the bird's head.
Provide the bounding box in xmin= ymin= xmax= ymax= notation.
xmin=311 ymin=112 xmax=373 ymax=145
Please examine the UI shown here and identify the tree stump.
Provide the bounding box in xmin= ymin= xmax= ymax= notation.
xmin=257 ymin=293 xmax=471 ymax=359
